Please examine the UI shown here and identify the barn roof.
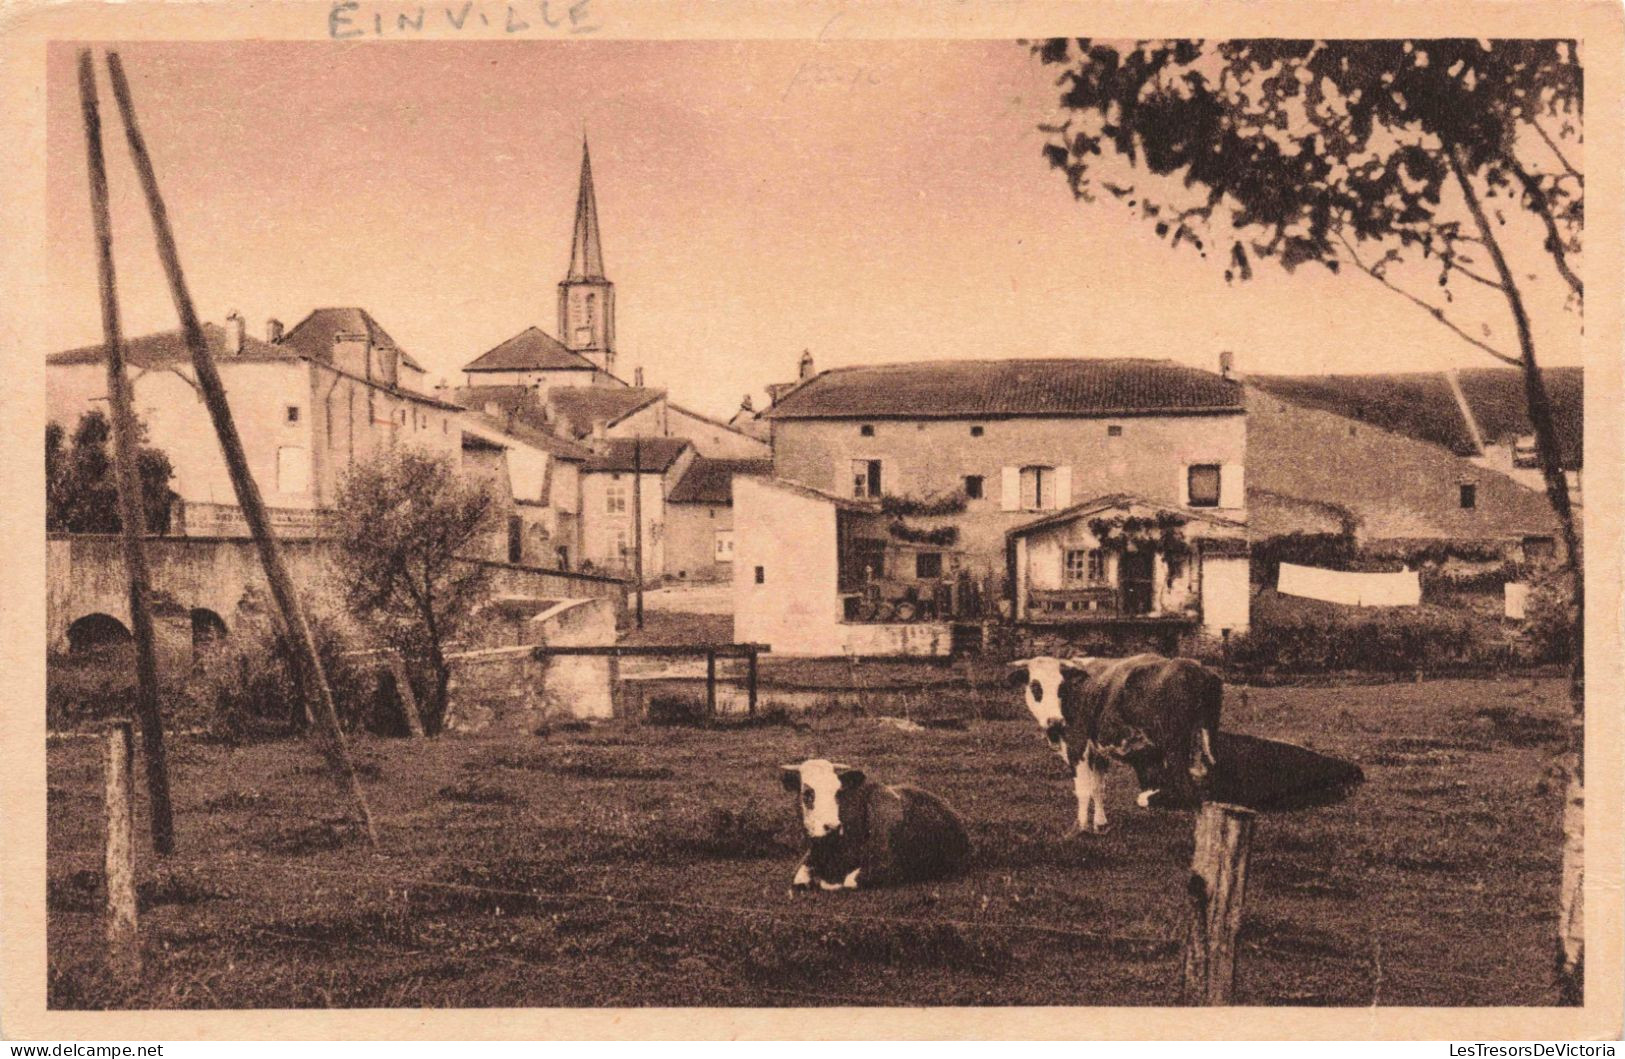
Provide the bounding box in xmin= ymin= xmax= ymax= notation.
xmin=548 ymin=385 xmax=666 ymax=438
xmin=764 ymin=358 xmax=1245 ymax=420
xmin=462 ymin=326 xmax=600 ymax=373
xmin=1247 ymin=368 xmax=1584 ymax=468
xmin=280 ymin=307 xmax=426 ymax=373
xmin=582 ymin=436 xmax=691 ymax=473
xmin=667 ymin=458 xmax=774 ymax=505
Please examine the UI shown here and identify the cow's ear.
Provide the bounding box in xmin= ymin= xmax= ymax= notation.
xmin=779 ymin=765 xmax=802 ymax=792
xmin=835 ymin=766 xmax=866 ymax=789
xmin=1006 ymin=662 xmax=1030 ymax=687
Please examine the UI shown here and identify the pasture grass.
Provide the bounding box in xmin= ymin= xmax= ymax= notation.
xmin=45 ymin=677 xmax=1568 ymax=1008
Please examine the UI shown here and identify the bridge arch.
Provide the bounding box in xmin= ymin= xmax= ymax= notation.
xmin=66 ymin=613 xmax=132 ymax=654
xmin=190 ymin=608 xmax=228 ymax=648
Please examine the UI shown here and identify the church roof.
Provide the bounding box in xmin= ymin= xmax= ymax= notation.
xmin=547 ymin=385 xmax=665 ymax=438
xmin=280 ymin=308 xmax=426 ymax=372
xmin=667 ymin=457 xmax=774 ymax=505
xmin=567 ymin=138 xmax=606 ymax=282
xmin=765 ymin=358 xmax=1244 ymax=420
xmin=582 ymin=437 xmax=691 ymax=474
xmin=462 ymin=327 xmax=600 ymax=373
xmin=47 ymin=323 xmax=296 ymax=367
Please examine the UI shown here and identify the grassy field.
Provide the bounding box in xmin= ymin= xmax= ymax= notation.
xmin=46 ymin=676 xmax=1570 ymax=1008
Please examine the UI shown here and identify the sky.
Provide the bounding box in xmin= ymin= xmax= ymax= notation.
xmin=45 ymin=40 xmax=1584 ymax=419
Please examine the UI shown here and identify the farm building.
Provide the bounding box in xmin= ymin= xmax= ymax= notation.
xmin=761 ymin=355 xmax=1248 ymax=577
xmin=663 ymin=457 xmax=773 ymax=581
xmin=578 ymin=436 xmax=695 ymax=579
xmin=1006 ymin=495 xmax=1251 ymax=650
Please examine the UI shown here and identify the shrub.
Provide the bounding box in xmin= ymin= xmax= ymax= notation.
xmin=189 ymin=608 xmax=385 ymax=740
xmin=1250 ymin=532 xmax=1357 ymax=586
xmin=1230 ymin=591 xmax=1501 ymax=673
xmin=1521 ymin=577 xmax=1575 ymax=665
xmin=646 ymin=692 xmax=708 ymax=726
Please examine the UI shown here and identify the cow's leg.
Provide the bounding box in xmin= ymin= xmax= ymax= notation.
xmin=1088 ymin=749 xmax=1111 ymax=832
xmin=842 ymin=867 xmax=862 ymax=889
xmin=791 ymin=855 xmax=813 ymax=891
xmin=1069 ymin=745 xmax=1111 ymax=835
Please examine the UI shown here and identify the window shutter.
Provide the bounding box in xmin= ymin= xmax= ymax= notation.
xmin=1219 ymin=463 xmax=1244 ymax=509
xmin=1177 ymin=466 xmax=1191 ymax=507
xmin=1053 ymin=465 xmax=1072 ymax=509
xmin=1000 ymin=466 xmax=1020 ymax=512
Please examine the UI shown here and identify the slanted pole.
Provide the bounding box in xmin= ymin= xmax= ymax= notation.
xmin=103 ymin=721 xmax=140 ymax=977
xmin=77 ymin=49 xmax=175 ymax=856
xmin=1181 ymin=801 xmax=1256 ymax=1005
xmin=105 ymin=51 xmax=376 ymax=848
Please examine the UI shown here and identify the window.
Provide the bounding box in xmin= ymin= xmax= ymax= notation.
xmin=507 ymin=516 xmax=523 ymax=563
xmin=851 ymin=459 xmax=882 ymax=498
xmin=860 ymin=424 xmax=875 ymax=437
xmin=754 ymin=565 xmax=765 ymax=584
xmin=970 ymin=425 xmax=984 ymax=437
xmin=1459 ymin=482 xmax=1477 ymax=509
xmin=1106 ymin=424 xmax=1122 ymax=437
xmin=964 ymin=475 xmax=984 ymax=500
xmin=1019 ymin=466 xmax=1054 ymax=510
xmin=1187 ymin=464 xmax=1221 ymax=507
xmin=1523 ymin=535 xmax=1556 ymax=560
xmin=915 ymin=552 xmax=943 ymax=580
xmin=715 ymin=530 xmax=735 ymax=561
xmin=286 ymin=405 xmax=301 ymax=424
xmin=614 ymin=528 xmax=629 ymax=557
xmin=606 ymin=481 xmax=627 ymax=514
xmin=1065 ymin=549 xmax=1107 ymax=583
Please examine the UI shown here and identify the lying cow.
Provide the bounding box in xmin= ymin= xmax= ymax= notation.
xmin=1008 ymin=653 xmax=1222 ymax=834
xmin=779 ymin=758 xmax=970 ymax=891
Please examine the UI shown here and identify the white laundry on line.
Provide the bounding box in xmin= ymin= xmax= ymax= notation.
xmin=1277 ymin=562 xmax=1422 ymax=607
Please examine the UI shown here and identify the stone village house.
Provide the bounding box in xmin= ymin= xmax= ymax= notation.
xmin=735 ymin=357 xmax=1251 ymax=656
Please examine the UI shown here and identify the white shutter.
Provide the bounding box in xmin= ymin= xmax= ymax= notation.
xmin=1053 ymin=466 xmax=1073 ymax=509
xmin=1219 ymin=463 xmax=1244 ymax=509
xmin=1177 ymin=465 xmax=1191 ymax=506
xmin=1000 ymin=466 xmax=1021 ymax=512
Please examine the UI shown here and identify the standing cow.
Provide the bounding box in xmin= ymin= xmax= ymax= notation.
xmin=1007 ymin=653 xmax=1222 ymax=834
xmin=779 ymin=758 xmax=971 ymax=891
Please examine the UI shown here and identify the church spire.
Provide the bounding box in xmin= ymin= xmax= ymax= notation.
xmin=567 ymin=136 xmax=605 ymax=281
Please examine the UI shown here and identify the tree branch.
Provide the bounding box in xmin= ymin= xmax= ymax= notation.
xmin=1531 ymin=118 xmax=1583 ymax=184
xmin=1506 ymin=155 xmax=1584 ymax=299
xmin=1335 ymin=231 xmax=1519 ymax=366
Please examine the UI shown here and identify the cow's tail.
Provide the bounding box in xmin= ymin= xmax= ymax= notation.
xmin=1191 ymin=670 xmax=1224 ymax=783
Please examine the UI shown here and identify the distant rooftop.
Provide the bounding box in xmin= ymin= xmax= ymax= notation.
xmin=280 ymin=308 xmax=426 ymax=372
xmin=667 ymin=457 xmax=774 ymax=505
xmin=764 ymin=358 xmax=1245 ymax=420
xmin=548 ymin=385 xmax=666 ymax=439
xmin=47 ymin=323 xmax=294 ymax=368
xmin=462 ymin=326 xmax=601 ymax=374
xmin=582 ymin=436 xmax=691 ymax=474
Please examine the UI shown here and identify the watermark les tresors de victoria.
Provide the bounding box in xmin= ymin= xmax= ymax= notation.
xmin=1450 ymin=1046 xmax=1617 ymax=1057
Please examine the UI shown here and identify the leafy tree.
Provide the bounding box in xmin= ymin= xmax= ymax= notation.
xmin=331 ymin=449 xmax=497 ymax=734
xmin=1032 ymin=37 xmax=1583 ymax=1000
xmin=46 ymin=409 xmax=177 ymax=534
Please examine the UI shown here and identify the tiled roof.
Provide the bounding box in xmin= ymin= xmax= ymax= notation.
xmin=582 ymin=436 xmax=691 ymax=474
xmin=547 ymin=385 xmax=665 ymax=438
xmin=280 ymin=308 xmax=426 ymax=372
xmin=763 ymin=358 xmax=1244 ymax=419
xmin=465 ymin=410 xmax=594 ymax=461
xmin=462 ymin=327 xmax=600 ymax=373
xmin=453 ymin=384 xmax=552 ymax=430
xmin=46 ymin=323 xmax=297 ymax=367
xmin=667 ymin=458 xmax=774 ymax=505
xmin=1248 ymin=368 xmax=1584 ymax=468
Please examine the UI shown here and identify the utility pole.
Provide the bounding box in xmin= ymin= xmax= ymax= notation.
xmin=77 ymin=49 xmax=175 ymax=855
xmin=632 ymin=437 xmax=644 ymax=628
xmin=105 ymin=51 xmax=377 ymax=847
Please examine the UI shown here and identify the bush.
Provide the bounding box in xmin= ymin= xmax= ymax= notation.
xmin=189 ymin=608 xmax=386 ymax=740
xmin=1251 ymin=532 xmax=1357 ymax=586
xmin=1521 ymin=577 xmax=1575 ymax=665
xmin=646 ymin=692 xmax=709 ymax=726
xmin=1230 ymin=591 xmax=1503 ymax=673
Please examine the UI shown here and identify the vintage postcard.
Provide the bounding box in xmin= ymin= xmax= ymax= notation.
xmin=1 ymin=0 xmax=1621 ymax=1042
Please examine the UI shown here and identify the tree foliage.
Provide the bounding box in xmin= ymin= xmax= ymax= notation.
xmin=46 ymin=410 xmax=176 ymax=534
xmin=332 ymin=449 xmax=497 ymax=734
xmin=1034 ymin=39 xmax=1581 ymax=312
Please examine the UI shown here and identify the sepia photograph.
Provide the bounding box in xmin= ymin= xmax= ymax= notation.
xmin=3 ymin=0 xmax=1622 ymax=1041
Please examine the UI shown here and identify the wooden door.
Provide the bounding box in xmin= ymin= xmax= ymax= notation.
xmin=1120 ymin=550 xmax=1154 ymax=615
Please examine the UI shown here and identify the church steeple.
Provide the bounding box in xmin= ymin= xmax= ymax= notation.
xmin=559 ymin=134 xmax=615 ymax=375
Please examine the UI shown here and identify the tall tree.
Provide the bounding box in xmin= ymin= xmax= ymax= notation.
xmin=1033 ymin=37 xmax=1583 ymax=1001
xmin=46 ymin=410 xmax=177 ymax=535
xmin=332 ymin=450 xmax=497 ymax=734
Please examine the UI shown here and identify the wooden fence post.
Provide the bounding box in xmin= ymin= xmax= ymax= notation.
xmin=1181 ymin=801 xmax=1256 ymax=1005
xmin=104 ymin=721 xmax=140 ymax=978
xmin=705 ymin=650 xmax=717 ymax=716
xmin=746 ymin=648 xmax=759 ymax=716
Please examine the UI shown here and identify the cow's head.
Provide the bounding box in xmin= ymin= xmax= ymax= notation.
xmin=780 ymin=758 xmax=865 ymax=839
xmin=1007 ymin=656 xmax=1092 ymax=747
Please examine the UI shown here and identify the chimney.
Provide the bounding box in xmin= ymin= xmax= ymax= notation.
xmin=634 ymin=366 xmax=645 ymax=387
xmin=740 ymin=394 xmax=754 ymax=413
xmin=1218 ymin=350 xmax=1236 ymax=381
xmin=799 ymin=349 xmax=815 ymax=381
xmin=224 ymin=311 xmax=245 ymax=355
xmin=434 ymin=377 xmax=452 ymax=401
xmin=265 ymin=317 xmax=284 ymax=344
